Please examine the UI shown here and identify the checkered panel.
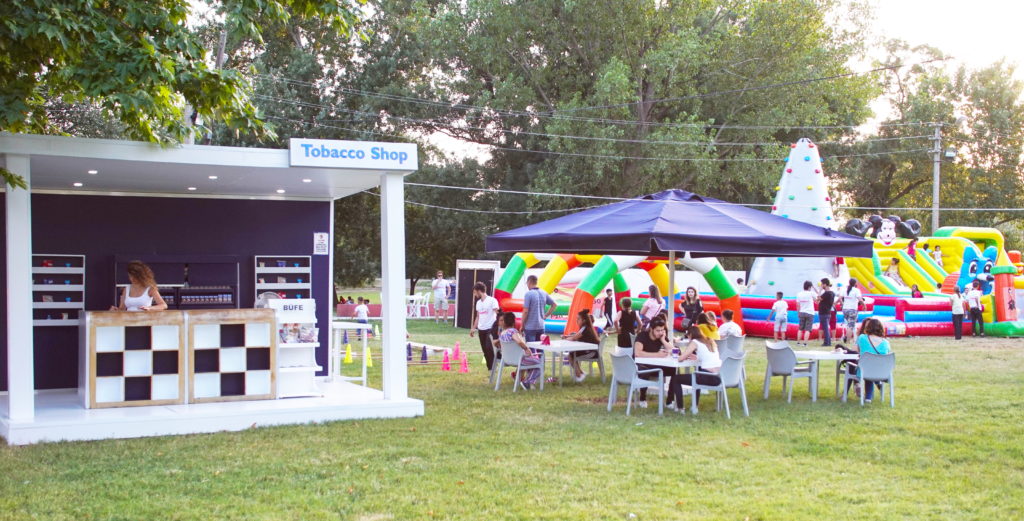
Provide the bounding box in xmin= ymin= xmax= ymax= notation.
xmin=89 ymin=323 xmax=184 ymax=407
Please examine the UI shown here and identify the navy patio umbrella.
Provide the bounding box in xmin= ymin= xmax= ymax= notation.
xmin=485 ymin=189 xmax=873 ymax=258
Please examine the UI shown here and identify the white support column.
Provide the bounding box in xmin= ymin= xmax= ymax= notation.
xmin=379 ymin=172 xmax=408 ymax=400
xmin=5 ymin=154 xmax=34 ymax=421
xmin=327 ymin=198 xmax=336 ymax=381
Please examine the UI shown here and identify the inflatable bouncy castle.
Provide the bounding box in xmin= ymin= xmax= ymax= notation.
xmin=490 ymin=138 xmax=1022 ymax=338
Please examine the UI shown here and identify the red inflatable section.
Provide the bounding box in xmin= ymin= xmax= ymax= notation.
xmin=895 ymin=298 xmax=952 ymax=320
xmin=743 ymin=320 xmax=848 ymax=340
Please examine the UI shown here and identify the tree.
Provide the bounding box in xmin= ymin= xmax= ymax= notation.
xmin=0 ymin=0 xmax=364 ymax=186
xmin=832 ymin=41 xmax=1024 ymax=247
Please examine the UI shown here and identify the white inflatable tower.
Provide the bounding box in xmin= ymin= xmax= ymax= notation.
xmin=746 ymin=138 xmax=850 ymax=296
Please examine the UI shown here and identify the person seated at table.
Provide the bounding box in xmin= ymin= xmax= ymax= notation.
xmin=695 ymin=312 xmax=720 ymax=346
xmin=615 ymin=297 xmax=639 ymax=353
xmin=845 ymin=318 xmax=892 ymax=402
xmin=497 ymin=311 xmax=541 ymax=389
xmin=563 ymin=309 xmax=600 ymax=382
xmin=717 ymin=309 xmax=742 ymax=339
xmin=633 ymin=317 xmax=677 ymax=409
xmin=667 ymin=326 xmax=721 ymax=414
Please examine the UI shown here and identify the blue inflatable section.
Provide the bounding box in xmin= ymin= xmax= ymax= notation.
xmin=873 ymin=305 xmax=896 ymax=318
xmin=903 ymin=311 xmax=953 ymax=323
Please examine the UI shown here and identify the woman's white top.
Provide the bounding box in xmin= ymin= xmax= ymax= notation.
xmin=950 ymin=292 xmax=965 ymax=315
xmin=691 ymin=340 xmax=721 ymax=370
xmin=841 ymin=287 xmax=863 ymax=310
xmin=124 ymin=286 xmax=153 ymax=312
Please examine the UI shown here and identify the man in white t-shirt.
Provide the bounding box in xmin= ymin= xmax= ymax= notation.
xmin=431 ymin=270 xmax=452 ymax=324
xmin=795 ymin=280 xmax=817 ymax=347
xmin=967 ymin=280 xmax=985 ymax=337
xmin=469 ymin=281 xmax=501 ymax=370
xmin=767 ymin=292 xmax=789 ymax=341
xmin=717 ymin=309 xmax=743 ymax=339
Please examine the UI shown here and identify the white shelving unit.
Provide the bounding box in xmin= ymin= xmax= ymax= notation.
xmin=267 ymin=299 xmax=321 ymax=398
xmin=254 ymin=255 xmax=312 ymax=302
xmin=32 ymin=254 xmax=86 ymax=327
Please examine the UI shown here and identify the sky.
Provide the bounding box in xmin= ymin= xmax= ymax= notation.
xmin=866 ymin=0 xmax=1024 ymax=78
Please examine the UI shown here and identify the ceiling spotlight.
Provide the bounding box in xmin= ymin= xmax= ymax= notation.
xmin=187 ymin=187 xmax=197 ymax=191
xmin=208 ymin=175 xmax=218 ymax=180
xmin=302 ymin=178 xmax=312 ymax=183
xmin=276 ymin=189 xmax=286 ymax=194
xmin=87 ymin=170 xmax=98 ymax=175
xmin=73 ymin=182 xmax=83 ymax=187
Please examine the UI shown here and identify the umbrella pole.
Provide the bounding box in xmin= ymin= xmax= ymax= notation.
xmin=668 ymin=251 xmax=676 ymax=336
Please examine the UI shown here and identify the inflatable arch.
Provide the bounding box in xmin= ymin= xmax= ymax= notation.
xmin=493 ymin=252 xmax=743 ymax=333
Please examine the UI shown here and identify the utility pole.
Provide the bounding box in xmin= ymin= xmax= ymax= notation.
xmin=931 ymin=122 xmax=942 ymax=233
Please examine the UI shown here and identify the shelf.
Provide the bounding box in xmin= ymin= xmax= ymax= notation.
xmin=279 ymin=342 xmax=319 ymax=349
xmin=255 ymin=267 xmax=309 ymax=274
xmin=256 ymin=283 xmax=311 ymax=290
xmin=279 ymin=365 xmax=323 ymax=373
xmin=33 ymin=302 xmax=85 ymax=309
xmin=33 ymin=319 xmax=79 ymax=326
xmin=32 ymin=267 xmax=84 ymax=274
xmin=33 ymin=284 xmax=84 ymax=292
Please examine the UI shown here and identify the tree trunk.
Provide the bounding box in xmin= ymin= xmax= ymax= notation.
xmin=409 ymin=278 xmax=420 ymax=296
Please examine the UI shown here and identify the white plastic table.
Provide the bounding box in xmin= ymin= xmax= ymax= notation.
xmin=630 ymin=356 xmax=699 ymax=370
xmin=527 ymin=340 xmax=600 ymax=387
xmin=331 ymin=320 xmax=372 ymax=386
xmin=794 ymin=350 xmax=859 ymax=400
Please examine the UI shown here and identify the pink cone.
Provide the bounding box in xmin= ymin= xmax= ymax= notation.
xmin=458 ymin=352 xmax=469 ymax=373
xmin=453 ymin=341 xmax=461 ymax=360
xmin=441 ymin=351 xmax=451 ymax=371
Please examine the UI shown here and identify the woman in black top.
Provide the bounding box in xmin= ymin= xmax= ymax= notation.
xmin=632 ymin=318 xmax=677 ymax=408
xmin=616 ymin=297 xmax=639 ymax=348
xmin=564 ymin=309 xmax=600 ymax=382
xmin=680 ymin=287 xmax=703 ymax=329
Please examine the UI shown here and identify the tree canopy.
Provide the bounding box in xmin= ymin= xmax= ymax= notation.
xmin=0 ymin=0 xmax=364 ymax=186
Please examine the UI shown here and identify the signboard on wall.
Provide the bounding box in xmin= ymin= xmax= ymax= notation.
xmin=289 ymin=138 xmax=418 ymax=170
xmin=313 ymin=232 xmax=329 ymax=255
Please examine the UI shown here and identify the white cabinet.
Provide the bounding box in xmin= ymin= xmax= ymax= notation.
xmin=33 ymin=254 xmax=86 ymax=326
xmin=254 ymin=255 xmax=312 ymax=302
xmin=267 ymin=299 xmax=321 ymax=398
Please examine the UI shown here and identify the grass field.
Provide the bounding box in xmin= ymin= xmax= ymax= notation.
xmin=2 ymin=321 xmax=1022 ymax=520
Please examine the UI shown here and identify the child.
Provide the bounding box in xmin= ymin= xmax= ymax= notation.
xmin=718 ymin=309 xmax=743 ymax=339
xmin=768 ymin=292 xmax=789 ymax=341
xmin=353 ymin=298 xmax=370 ymax=339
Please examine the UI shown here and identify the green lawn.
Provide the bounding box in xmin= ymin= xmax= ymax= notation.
xmin=2 ymin=322 xmax=1022 ymax=520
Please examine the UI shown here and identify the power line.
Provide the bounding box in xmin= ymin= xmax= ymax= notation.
xmin=360 ymin=190 xmax=605 ymax=214
xmin=552 ymin=58 xmax=953 ymax=114
xmin=255 ymin=94 xmax=932 ymax=148
xmin=256 ymin=74 xmax=936 ymax=131
xmin=269 ymin=115 xmax=932 ymax=163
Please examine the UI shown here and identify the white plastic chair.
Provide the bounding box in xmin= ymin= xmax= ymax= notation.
xmin=607 ymin=352 xmax=664 ymax=415
xmin=688 ymin=353 xmax=749 ymax=418
xmin=842 ymin=352 xmax=895 ymax=407
xmin=719 ymin=335 xmax=746 ymax=357
xmin=575 ymin=335 xmax=607 ymax=383
xmin=763 ymin=341 xmax=817 ymax=402
xmin=494 ymin=340 xmax=543 ymax=392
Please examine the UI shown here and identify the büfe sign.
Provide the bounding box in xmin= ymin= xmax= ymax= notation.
xmin=289 ymin=138 xmax=418 ymax=170
xmin=267 ymin=298 xmax=316 ymax=322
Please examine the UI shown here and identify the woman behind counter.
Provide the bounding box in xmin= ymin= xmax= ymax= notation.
xmin=111 ymin=260 xmax=168 ymax=312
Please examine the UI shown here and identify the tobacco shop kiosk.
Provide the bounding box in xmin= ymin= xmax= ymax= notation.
xmin=0 ymin=134 xmax=423 ymax=445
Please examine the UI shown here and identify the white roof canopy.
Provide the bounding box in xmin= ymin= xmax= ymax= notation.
xmin=0 ymin=134 xmax=418 ymax=200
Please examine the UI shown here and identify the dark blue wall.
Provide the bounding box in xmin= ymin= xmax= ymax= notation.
xmin=1 ymin=193 xmax=332 ymax=390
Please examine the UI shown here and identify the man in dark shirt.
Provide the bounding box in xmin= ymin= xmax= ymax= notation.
xmin=603 ymin=288 xmax=614 ymax=331
xmin=818 ymin=278 xmax=836 ymax=347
